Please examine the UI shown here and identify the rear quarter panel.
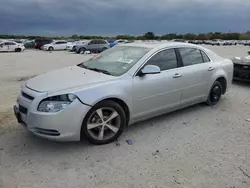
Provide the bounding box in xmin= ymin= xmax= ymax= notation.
xmin=212 ymin=58 xmax=233 ymax=91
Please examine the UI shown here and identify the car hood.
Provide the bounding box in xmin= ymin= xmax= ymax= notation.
xmin=232 ymin=56 xmax=250 ymax=65
xmin=26 ymin=66 xmax=115 ymax=93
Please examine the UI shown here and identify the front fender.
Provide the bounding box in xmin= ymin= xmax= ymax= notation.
xmin=76 ymin=80 xmax=133 ymax=107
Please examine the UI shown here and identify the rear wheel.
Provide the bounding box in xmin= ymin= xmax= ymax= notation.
xmin=206 ymin=81 xmax=222 ymax=106
xmin=81 ymin=100 xmax=126 ymax=145
xmin=15 ymin=48 xmax=21 ymax=52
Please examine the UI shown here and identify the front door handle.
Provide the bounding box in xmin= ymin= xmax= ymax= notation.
xmin=208 ymin=67 xmax=214 ymax=71
xmin=173 ymin=73 xmax=182 ymax=78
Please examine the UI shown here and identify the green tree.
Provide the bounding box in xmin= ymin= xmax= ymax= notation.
xmin=143 ymin=32 xmax=155 ymax=40
xmin=71 ymin=34 xmax=79 ymax=39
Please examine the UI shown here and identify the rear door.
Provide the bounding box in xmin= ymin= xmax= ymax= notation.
xmin=176 ymin=47 xmax=214 ymax=105
xmin=60 ymin=41 xmax=67 ymax=50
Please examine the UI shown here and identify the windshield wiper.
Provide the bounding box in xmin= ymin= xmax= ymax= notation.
xmin=88 ymin=68 xmax=111 ymax=75
xmin=77 ymin=64 xmax=111 ymax=75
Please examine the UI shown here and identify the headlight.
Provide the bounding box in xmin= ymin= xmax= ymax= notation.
xmin=38 ymin=94 xmax=77 ymax=112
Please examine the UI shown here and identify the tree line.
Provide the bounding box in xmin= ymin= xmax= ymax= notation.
xmin=1 ymin=31 xmax=250 ymax=40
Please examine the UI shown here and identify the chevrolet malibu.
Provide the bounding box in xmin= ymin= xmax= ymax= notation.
xmin=14 ymin=43 xmax=233 ymax=145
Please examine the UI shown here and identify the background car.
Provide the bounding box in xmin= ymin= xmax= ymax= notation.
xmin=232 ymin=51 xmax=250 ymax=81
xmin=66 ymin=40 xmax=86 ymax=51
xmin=43 ymin=40 xmax=68 ymax=51
xmin=35 ymin=39 xmax=54 ymax=49
xmin=75 ymin=39 xmax=110 ymax=54
xmin=0 ymin=41 xmax=25 ymax=52
xmin=23 ymin=39 xmax=35 ymax=49
xmin=109 ymin=39 xmax=128 ymax=47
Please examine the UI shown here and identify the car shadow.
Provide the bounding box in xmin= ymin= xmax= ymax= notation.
xmin=1 ymin=100 xmax=223 ymax=160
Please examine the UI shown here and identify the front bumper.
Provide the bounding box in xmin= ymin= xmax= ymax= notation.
xmin=14 ymin=86 xmax=91 ymax=141
xmin=233 ymin=64 xmax=250 ymax=81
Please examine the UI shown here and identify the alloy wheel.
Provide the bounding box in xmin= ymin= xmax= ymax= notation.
xmin=86 ymin=107 xmax=121 ymax=141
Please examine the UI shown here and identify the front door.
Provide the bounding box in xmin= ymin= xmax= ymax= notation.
xmin=0 ymin=43 xmax=8 ymax=52
xmin=132 ymin=48 xmax=183 ymax=119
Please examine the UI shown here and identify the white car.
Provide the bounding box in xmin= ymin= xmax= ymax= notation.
xmin=0 ymin=41 xmax=25 ymax=52
xmin=14 ymin=42 xmax=233 ymax=145
xmin=43 ymin=40 xmax=68 ymax=51
xmin=66 ymin=41 xmax=87 ymax=51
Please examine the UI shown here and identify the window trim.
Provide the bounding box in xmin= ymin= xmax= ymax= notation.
xmin=200 ymin=50 xmax=211 ymax=63
xmin=134 ymin=48 xmax=181 ymax=77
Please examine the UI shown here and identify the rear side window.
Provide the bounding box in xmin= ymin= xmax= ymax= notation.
xmin=146 ymin=49 xmax=178 ymax=71
xmin=200 ymin=50 xmax=211 ymax=62
xmin=179 ymin=48 xmax=203 ymax=66
xmin=100 ymin=40 xmax=107 ymax=44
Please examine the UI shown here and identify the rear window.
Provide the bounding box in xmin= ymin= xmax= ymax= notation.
xmin=179 ymin=48 xmax=204 ymax=66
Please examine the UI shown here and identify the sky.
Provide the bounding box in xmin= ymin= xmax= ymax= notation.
xmin=0 ymin=0 xmax=250 ymax=36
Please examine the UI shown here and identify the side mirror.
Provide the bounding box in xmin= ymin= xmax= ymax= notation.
xmin=139 ymin=65 xmax=161 ymax=76
xmin=248 ymin=51 xmax=250 ymax=55
xmin=88 ymin=42 xmax=91 ymax=45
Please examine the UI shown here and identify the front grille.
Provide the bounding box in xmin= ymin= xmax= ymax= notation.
xmin=22 ymin=92 xmax=34 ymax=100
xmin=34 ymin=127 xmax=60 ymax=136
xmin=19 ymin=105 xmax=28 ymax=114
xmin=234 ymin=64 xmax=250 ymax=70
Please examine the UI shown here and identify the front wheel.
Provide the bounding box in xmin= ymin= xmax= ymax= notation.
xmin=101 ymin=47 xmax=108 ymax=52
xmin=48 ymin=47 xmax=54 ymax=51
xmin=206 ymin=81 xmax=222 ymax=106
xmin=77 ymin=47 xmax=86 ymax=54
xmin=81 ymin=100 xmax=126 ymax=145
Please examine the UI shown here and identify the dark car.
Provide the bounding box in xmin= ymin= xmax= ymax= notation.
xmin=34 ymin=39 xmax=53 ymax=49
xmin=24 ymin=40 xmax=35 ymax=49
xmin=232 ymin=51 xmax=250 ymax=81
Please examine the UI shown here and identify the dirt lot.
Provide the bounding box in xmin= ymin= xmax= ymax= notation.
xmin=0 ymin=46 xmax=250 ymax=188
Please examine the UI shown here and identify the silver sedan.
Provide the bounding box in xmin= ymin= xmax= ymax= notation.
xmin=14 ymin=42 xmax=233 ymax=144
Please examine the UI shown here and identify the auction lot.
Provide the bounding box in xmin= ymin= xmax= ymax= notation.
xmin=0 ymin=45 xmax=250 ymax=188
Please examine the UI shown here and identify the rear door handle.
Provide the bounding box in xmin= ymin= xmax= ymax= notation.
xmin=208 ymin=67 xmax=214 ymax=71
xmin=173 ymin=73 xmax=182 ymax=78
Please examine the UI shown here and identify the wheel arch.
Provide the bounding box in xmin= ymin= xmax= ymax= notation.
xmin=215 ymin=76 xmax=227 ymax=94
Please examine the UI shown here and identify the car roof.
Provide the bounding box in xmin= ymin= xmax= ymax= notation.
xmin=119 ymin=42 xmax=203 ymax=49
xmin=119 ymin=42 xmax=223 ymax=61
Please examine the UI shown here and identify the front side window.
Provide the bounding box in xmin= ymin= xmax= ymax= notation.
xmin=179 ymin=48 xmax=203 ymax=66
xmin=89 ymin=40 xmax=96 ymax=45
xmin=146 ymin=49 xmax=178 ymax=71
xmin=78 ymin=46 xmax=150 ymax=76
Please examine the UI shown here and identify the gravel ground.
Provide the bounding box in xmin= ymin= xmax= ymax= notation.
xmin=0 ymin=46 xmax=250 ymax=188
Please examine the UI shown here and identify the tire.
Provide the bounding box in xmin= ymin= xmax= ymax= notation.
xmin=206 ymin=81 xmax=223 ymax=106
xmin=15 ymin=48 xmax=21 ymax=52
xmin=77 ymin=47 xmax=86 ymax=54
xmin=101 ymin=47 xmax=108 ymax=52
xmin=81 ymin=100 xmax=126 ymax=145
xmin=48 ymin=47 xmax=54 ymax=51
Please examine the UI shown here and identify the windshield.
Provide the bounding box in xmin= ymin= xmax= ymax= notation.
xmin=79 ymin=46 xmax=150 ymax=76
